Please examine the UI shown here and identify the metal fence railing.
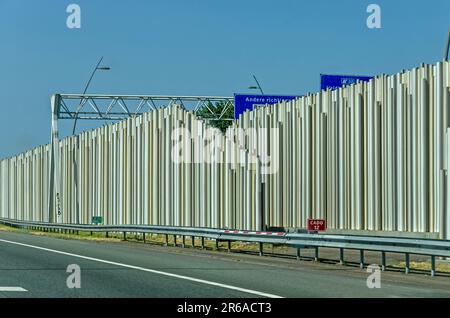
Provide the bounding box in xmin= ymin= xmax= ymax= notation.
xmin=1 ymin=218 xmax=449 ymax=277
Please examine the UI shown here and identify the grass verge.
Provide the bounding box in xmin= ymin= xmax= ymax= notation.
xmin=391 ymin=261 xmax=450 ymax=273
xmin=0 ymin=224 xmax=274 ymax=251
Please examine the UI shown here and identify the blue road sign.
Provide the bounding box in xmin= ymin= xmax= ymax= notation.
xmin=320 ymin=74 xmax=373 ymax=91
xmin=234 ymin=94 xmax=297 ymax=119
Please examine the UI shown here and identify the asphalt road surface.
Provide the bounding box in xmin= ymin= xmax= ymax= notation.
xmin=0 ymin=230 xmax=449 ymax=298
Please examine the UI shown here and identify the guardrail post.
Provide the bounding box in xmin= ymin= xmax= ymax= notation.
xmin=359 ymin=250 xmax=365 ymax=269
xmin=431 ymin=255 xmax=436 ymax=277
xmin=314 ymin=247 xmax=319 ymax=261
xmin=201 ymin=237 xmax=205 ymax=249
xmin=143 ymin=233 xmax=146 ymax=243
xmin=339 ymin=248 xmax=345 ymax=265
xmin=106 ymin=232 xmax=109 ymax=238
xmin=123 ymin=232 xmax=127 ymax=241
xmin=215 ymin=239 xmax=219 ymax=250
xmin=173 ymin=235 xmax=177 ymax=247
xmin=165 ymin=234 xmax=168 ymax=246
xmin=296 ymin=247 xmax=301 ymax=260
xmin=405 ymin=253 xmax=410 ymax=274
xmin=381 ymin=252 xmax=386 ymax=271
xmin=227 ymin=241 xmax=231 ymax=252
xmin=191 ymin=236 xmax=195 ymax=248
xmin=182 ymin=236 xmax=185 ymax=248
xmin=259 ymin=242 xmax=264 ymax=256
xmin=90 ymin=231 xmax=93 ymax=236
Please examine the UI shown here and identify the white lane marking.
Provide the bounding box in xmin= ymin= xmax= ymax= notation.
xmin=0 ymin=287 xmax=27 ymax=292
xmin=0 ymin=238 xmax=283 ymax=298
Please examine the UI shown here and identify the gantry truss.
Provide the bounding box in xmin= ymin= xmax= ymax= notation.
xmin=56 ymin=94 xmax=235 ymax=122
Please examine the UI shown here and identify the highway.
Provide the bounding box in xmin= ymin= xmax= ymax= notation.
xmin=0 ymin=230 xmax=449 ymax=298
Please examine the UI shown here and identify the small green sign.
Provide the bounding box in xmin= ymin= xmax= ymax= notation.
xmin=92 ymin=216 xmax=103 ymax=225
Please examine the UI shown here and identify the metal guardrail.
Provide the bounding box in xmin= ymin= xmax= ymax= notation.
xmin=1 ymin=218 xmax=449 ymax=277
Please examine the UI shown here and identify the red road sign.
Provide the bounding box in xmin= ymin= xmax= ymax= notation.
xmin=307 ymin=219 xmax=326 ymax=232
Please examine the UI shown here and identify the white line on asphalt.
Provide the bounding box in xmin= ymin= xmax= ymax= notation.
xmin=0 ymin=287 xmax=27 ymax=292
xmin=0 ymin=238 xmax=283 ymax=298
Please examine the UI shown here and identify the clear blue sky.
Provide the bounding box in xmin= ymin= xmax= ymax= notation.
xmin=0 ymin=0 xmax=449 ymax=158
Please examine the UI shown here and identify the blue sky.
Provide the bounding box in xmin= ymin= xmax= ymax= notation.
xmin=0 ymin=0 xmax=449 ymax=158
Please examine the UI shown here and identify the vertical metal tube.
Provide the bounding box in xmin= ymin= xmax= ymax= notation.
xmin=445 ymin=128 xmax=450 ymax=239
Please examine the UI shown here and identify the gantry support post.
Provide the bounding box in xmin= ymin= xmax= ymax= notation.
xmin=48 ymin=94 xmax=62 ymax=223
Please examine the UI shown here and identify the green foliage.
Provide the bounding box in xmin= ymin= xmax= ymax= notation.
xmin=196 ymin=101 xmax=234 ymax=133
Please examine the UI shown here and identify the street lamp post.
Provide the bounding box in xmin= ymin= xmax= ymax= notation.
xmin=444 ymin=28 xmax=450 ymax=61
xmin=248 ymin=74 xmax=264 ymax=95
xmin=72 ymin=56 xmax=110 ymax=135
xmin=71 ymin=57 xmax=109 ymax=225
